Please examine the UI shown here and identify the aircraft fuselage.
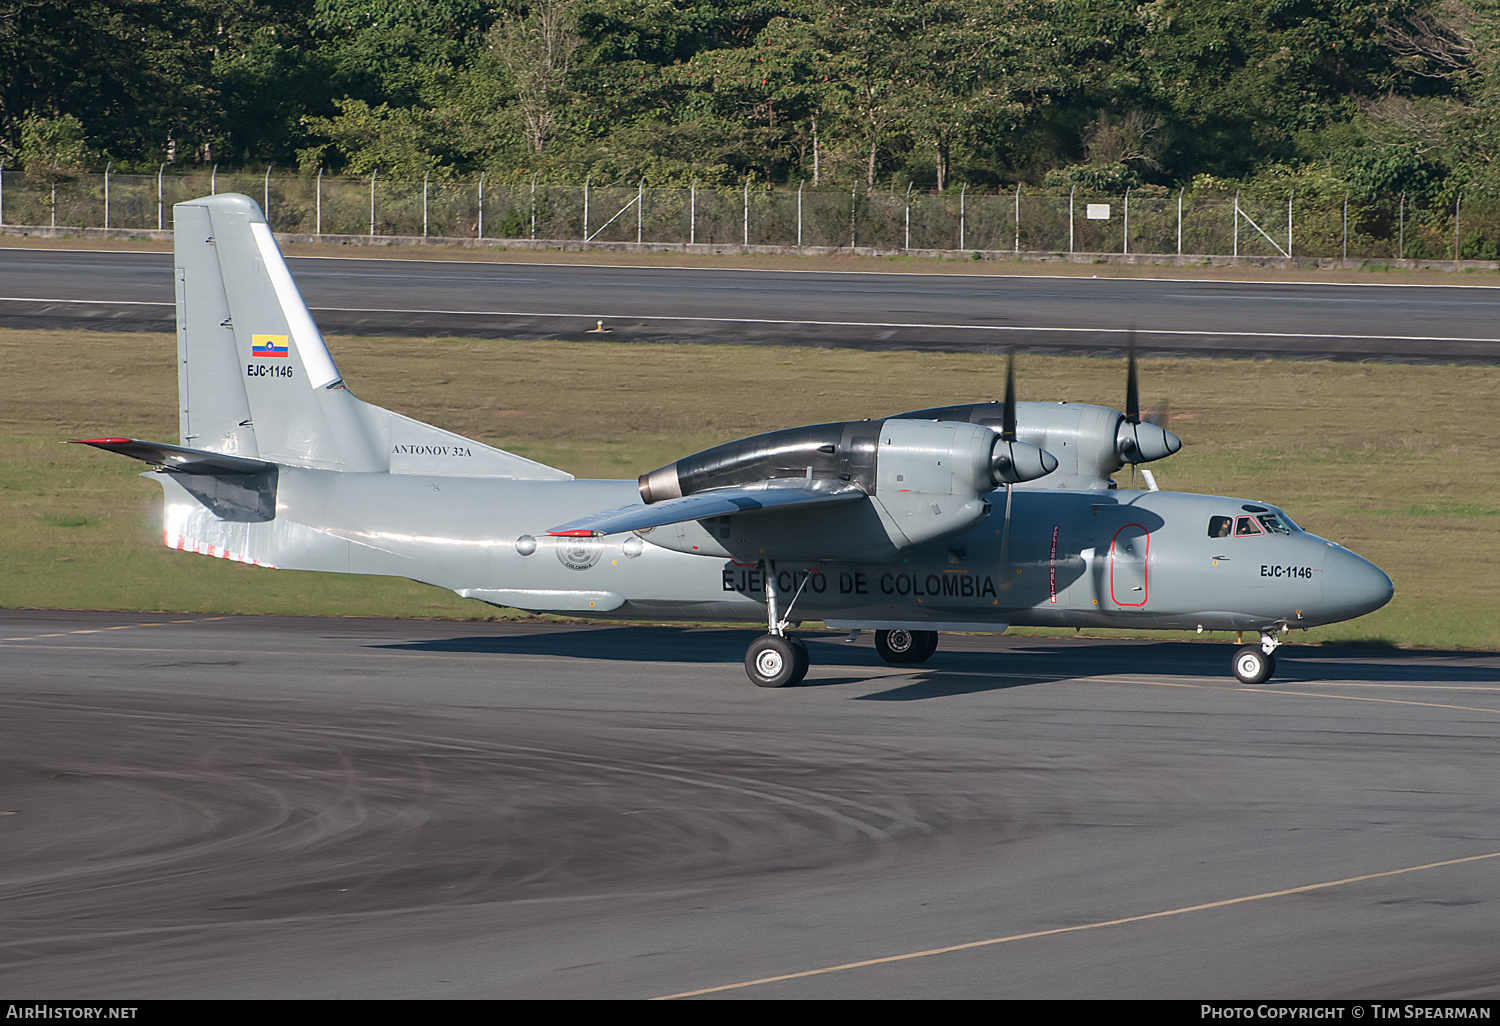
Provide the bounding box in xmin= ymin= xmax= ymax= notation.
xmin=161 ymin=469 xmax=1391 ymax=635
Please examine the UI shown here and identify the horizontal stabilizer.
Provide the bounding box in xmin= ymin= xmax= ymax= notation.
xmin=548 ymin=485 xmax=864 ymax=537
xmin=71 ymin=437 xmax=274 ymax=475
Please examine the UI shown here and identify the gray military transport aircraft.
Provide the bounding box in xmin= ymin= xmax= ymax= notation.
xmin=77 ymin=194 xmax=1393 ymax=688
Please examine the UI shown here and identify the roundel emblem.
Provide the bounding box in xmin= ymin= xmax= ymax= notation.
xmin=557 ymin=540 xmax=603 ymax=571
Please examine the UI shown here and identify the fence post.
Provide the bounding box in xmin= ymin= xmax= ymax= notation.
xmin=743 ymin=178 xmax=749 ymax=246
xmin=531 ymin=171 xmax=538 ymax=240
xmin=1454 ymin=191 xmax=1462 ymax=266
xmin=1122 ymin=186 xmax=1129 ymax=255
xmin=477 ymin=172 xmax=484 ymax=239
xmin=264 ymin=164 xmax=272 ymax=223
xmin=1069 ymin=185 xmax=1075 ymax=255
xmin=850 ymin=181 xmax=857 ymax=249
xmin=158 ymin=163 xmax=166 ymax=231
xmin=52 ymin=161 xmax=57 ymax=229
xmin=369 ymin=169 xmax=377 ymax=236
xmin=690 ymin=179 xmax=696 ymax=245
xmin=1233 ymin=190 xmax=1239 ymax=259
xmin=211 ymin=164 xmax=217 ymax=196
xmin=316 ymin=167 xmax=323 ymax=235
xmin=904 ymin=182 xmax=912 ymax=251
xmin=960 ymin=183 xmax=966 ymax=251
xmin=422 ymin=171 xmax=429 ymax=237
xmin=1014 ymin=183 xmax=1021 ymax=253
xmin=583 ymin=175 xmax=590 ymax=241
xmin=1343 ymin=192 xmax=1349 ymax=261
xmin=1177 ymin=187 xmax=1183 ymax=256
xmin=797 ymin=180 xmax=804 ymax=247
xmin=104 ymin=162 xmax=111 ymax=230
xmin=1398 ymin=191 xmax=1405 ymax=259
xmin=638 ymin=177 xmax=645 ymax=244
xmin=1286 ymin=191 xmax=1293 ymax=260
xmin=0 ymin=159 xmax=6 ymax=227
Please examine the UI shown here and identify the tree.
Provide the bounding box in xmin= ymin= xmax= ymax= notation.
xmin=487 ymin=1 xmax=582 ymax=155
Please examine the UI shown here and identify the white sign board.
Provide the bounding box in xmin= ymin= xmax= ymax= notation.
xmin=1086 ymin=204 xmax=1111 ymax=220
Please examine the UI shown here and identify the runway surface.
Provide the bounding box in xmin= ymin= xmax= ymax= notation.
xmin=3 ymin=609 xmax=1498 ymax=998
xmin=4 ymin=249 xmax=1500 ymax=362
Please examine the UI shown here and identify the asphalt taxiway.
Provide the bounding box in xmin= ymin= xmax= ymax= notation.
xmin=2 ymin=610 xmax=1498 ymax=998
xmin=4 ymin=249 xmax=1500 ymax=361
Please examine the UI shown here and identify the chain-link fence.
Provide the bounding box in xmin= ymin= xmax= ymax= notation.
xmin=2 ymin=167 xmax=1495 ymax=262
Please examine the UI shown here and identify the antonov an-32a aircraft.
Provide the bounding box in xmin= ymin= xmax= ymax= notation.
xmin=77 ymin=194 xmax=1393 ymax=688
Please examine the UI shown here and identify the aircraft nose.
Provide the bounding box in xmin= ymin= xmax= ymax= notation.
xmin=1322 ymin=545 xmax=1394 ymax=621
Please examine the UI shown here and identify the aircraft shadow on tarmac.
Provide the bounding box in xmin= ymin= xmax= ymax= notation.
xmin=372 ymin=628 xmax=1492 ymax=698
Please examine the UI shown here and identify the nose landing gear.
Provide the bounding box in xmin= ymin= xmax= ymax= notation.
xmin=1232 ymin=630 xmax=1282 ymax=685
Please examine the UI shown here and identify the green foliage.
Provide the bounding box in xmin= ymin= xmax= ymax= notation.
xmin=303 ymin=99 xmax=451 ymax=178
xmin=1043 ymin=162 xmax=1141 ymax=194
xmin=18 ymin=114 xmax=92 ymax=181
xmin=2 ymin=0 xmax=1500 ymax=208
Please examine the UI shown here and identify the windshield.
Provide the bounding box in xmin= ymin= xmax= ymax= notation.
xmin=1257 ymin=513 xmax=1294 ymax=536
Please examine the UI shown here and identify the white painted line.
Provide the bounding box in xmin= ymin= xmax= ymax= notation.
xmin=6 ymin=247 xmax=1500 ymax=289
xmin=655 ymin=849 xmax=1500 ymax=999
xmin=6 ymin=298 xmax=1497 ymax=345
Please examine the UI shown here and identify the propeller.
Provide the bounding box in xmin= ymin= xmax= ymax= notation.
xmin=1115 ymin=330 xmax=1182 ymax=488
xmin=997 ymin=352 xmax=1021 ymax=589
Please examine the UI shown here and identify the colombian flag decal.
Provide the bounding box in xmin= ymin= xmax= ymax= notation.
xmin=251 ymin=334 xmax=290 ymax=358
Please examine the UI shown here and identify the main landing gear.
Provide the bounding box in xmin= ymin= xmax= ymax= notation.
xmin=874 ymin=628 xmax=939 ymax=665
xmin=742 ymin=562 xmax=946 ymax=687
xmin=745 ymin=561 xmax=813 ymax=688
xmin=1232 ymin=630 xmax=1283 ymax=685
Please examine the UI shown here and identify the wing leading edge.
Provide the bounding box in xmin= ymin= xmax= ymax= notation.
xmin=547 ymin=485 xmax=864 ymax=537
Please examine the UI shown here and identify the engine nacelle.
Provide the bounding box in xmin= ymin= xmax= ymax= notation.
xmin=894 ymin=401 xmax=1181 ymax=490
xmin=868 ymin=419 xmax=1052 ymax=548
xmin=633 ymin=417 xmax=1057 ymax=560
xmin=638 ymin=421 xmax=878 ymax=504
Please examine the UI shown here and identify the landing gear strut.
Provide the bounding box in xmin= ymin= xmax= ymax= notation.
xmin=1232 ymin=630 xmax=1282 ymax=685
xmin=874 ymin=629 xmax=939 ymax=665
xmin=744 ymin=561 xmax=813 ymax=688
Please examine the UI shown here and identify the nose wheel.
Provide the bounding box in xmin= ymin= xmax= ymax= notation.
xmin=1232 ymin=631 xmax=1282 ymax=685
xmin=875 ymin=629 xmax=939 ymax=665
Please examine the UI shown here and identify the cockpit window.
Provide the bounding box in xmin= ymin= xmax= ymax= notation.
xmin=1208 ymin=515 xmax=1232 ymax=538
xmin=1234 ymin=516 xmax=1264 ymax=537
xmin=1257 ymin=513 xmax=1293 ymax=535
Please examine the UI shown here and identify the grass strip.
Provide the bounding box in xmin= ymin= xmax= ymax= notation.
xmin=3 ymin=329 xmax=1496 ymax=649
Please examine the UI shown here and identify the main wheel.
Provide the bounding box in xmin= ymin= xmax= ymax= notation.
xmin=1232 ymin=645 xmax=1276 ymax=685
xmin=745 ymin=634 xmax=809 ymax=688
xmin=875 ymin=629 xmax=939 ymax=665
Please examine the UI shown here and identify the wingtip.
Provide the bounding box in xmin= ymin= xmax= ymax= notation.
xmin=70 ymin=437 xmax=134 ymax=446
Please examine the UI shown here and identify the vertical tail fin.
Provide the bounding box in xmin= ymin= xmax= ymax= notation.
xmin=173 ymin=193 xmax=570 ymax=480
xmin=175 ymin=192 xmax=382 ymax=470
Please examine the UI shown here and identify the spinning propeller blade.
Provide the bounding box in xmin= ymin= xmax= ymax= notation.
xmin=1002 ymin=350 xmax=1017 ymax=442
xmin=1000 ymin=350 xmax=1017 ymax=589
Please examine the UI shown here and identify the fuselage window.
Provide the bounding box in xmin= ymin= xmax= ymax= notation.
xmin=1257 ymin=513 xmax=1293 ymax=535
xmin=1208 ymin=515 xmax=1232 ymax=538
xmin=1235 ymin=515 xmax=1264 ymax=537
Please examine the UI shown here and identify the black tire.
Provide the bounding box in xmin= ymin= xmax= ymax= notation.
xmin=875 ymin=629 xmax=939 ymax=665
xmin=746 ymin=634 xmax=808 ymax=688
xmin=1232 ymin=645 xmax=1275 ymax=685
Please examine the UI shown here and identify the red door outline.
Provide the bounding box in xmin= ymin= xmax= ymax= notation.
xmin=1109 ymin=523 xmax=1150 ymax=607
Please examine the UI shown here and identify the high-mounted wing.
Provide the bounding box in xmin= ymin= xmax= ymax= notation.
xmin=548 ymin=485 xmax=864 ymax=537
